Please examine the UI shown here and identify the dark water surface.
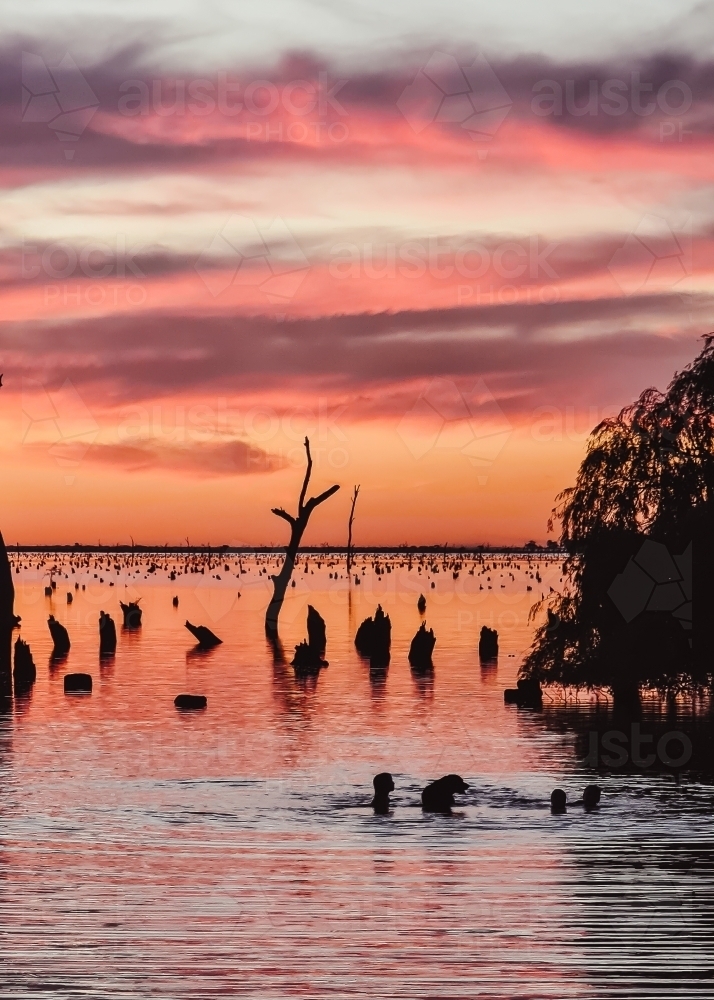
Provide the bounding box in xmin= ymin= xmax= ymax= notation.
xmin=1 ymin=554 xmax=712 ymax=998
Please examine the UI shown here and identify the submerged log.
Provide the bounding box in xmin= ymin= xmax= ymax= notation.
xmin=48 ymin=615 xmax=71 ymax=655
xmin=99 ymin=611 xmax=117 ymax=655
xmin=64 ymin=672 xmax=92 ymax=693
xmin=13 ymin=638 xmax=36 ymax=694
xmin=120 ymin=600 xmax=142 ymax=628
xmin=174 ymin=694 xmax=207 ymax=710
xmin=409 ymin=621 xmax=436 ymax=671
xmin=185 ymin=621 xmax=222 ymax=648
xmin=355 ymin=604 xmax=391 ymax=667
xmin=478 ymin=625 xmax=499 ymax=660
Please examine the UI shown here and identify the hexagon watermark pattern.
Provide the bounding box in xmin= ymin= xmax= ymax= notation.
xmin=608 ymin=539 xmax=691 ymax=637
xmin=396 ymin=377 xmax=512 ymax=482
xmin=195 ymin=215 xmax=310 ymax=304
xmin=21 ymin=378 xmax=99 ymax=480
xmin=21 ymin=52 xmax=99 ymax=159
xmin=608 ymin=215 xmax=692 ymax=297
xmin=397 ymin=52 xmax=512 ymax=140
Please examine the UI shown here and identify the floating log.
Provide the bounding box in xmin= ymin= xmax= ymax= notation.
xmin=64 ymin=672 xmax=92 ymax=693
xmin=409 ymin=621 xmax=436 ymax=671
xmin=120 ymin=600 xmax=142 ymax=628
xmin=13 ymin=638 xmax=36 ymax=694
xmin=185 ymin=621 xmax=222 ymax=648
xmin=478 ymin=625 xmax=499 ymax=660
xmin=47 ymin=615 xmax=70 ymax=655
xmin=174 ymin=694 xmax=207 ymax=710
xmin=307 ymin=604 xmax=326 ymax=656
xmin=355 ymin=604 xmax=391 ymax=667
xmin=504 ymin=678 xmax=543 ymax=708
xmin=99 ymin=611 xmax=117 ymax=655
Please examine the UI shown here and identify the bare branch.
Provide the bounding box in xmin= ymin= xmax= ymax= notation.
xmin=298 ymin=436 xmax=312 ymax=513
xmin=271 ymin=507 xmax=296 ymax=526
xmin=306 ymin=484 xmax=340 ymax=511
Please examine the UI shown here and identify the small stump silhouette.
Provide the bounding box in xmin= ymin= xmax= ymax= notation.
xmin=99 ymin=611 xmax=117 ymax=655
xmin=409 ymin=621 xmax=435 ymax=671
xmin=307 ymin=605 xmax=327 ymax=657
xmin=48 ymin=615 xmax=70 ymax=656
xmin=478 ymin=625 xmax=498 ymax=660
xmin=504 ymin=678 xmax=543 ymax=708
xmin=291 ymin=640 xmax=328 ymax=675
xmin=120 ymin=600 xmax=142 ymax=628
xmin=13 ymin=638 xmax=36 ymax=694
xmin=355 ymin=604 xmax=391 ymax=667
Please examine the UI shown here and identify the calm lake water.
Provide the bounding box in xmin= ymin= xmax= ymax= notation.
xmin=1 ymin=552 xmax=712 ymax=998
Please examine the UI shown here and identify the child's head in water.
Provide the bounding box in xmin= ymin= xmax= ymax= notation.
xmin=551 ymin=788 xmax=567 ymax=813
xmin=371 ymin=772 xmax=395 ymax=813
xmin=583 ymin=784 xmax=601 ymax=810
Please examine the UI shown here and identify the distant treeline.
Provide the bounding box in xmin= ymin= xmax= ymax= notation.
xmin=8 ymin=543 xmax=563 ymax=556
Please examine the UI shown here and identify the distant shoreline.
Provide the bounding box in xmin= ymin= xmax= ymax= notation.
xmin=8 ymin=544 xmax=563 ymax=555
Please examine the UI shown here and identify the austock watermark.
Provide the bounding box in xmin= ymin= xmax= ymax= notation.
xmin=20 ymin=237 xmax=148 ymax=308
xmin=118 ymin=70 xmax=349 ymax=143
xmin=531 ymin=72 xmax=692 ymax=140
xmin=584 ymin=723 xmax=692 ymax=769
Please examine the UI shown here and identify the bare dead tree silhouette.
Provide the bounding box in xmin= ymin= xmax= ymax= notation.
xmin=265 ymin=437 xmax=339 ymax=635
xmin=347 ymin=484 xmax=360 ymax=572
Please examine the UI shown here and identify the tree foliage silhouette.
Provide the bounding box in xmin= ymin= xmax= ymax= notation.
xmin=522 ymin=336 xmax=714 ymax=700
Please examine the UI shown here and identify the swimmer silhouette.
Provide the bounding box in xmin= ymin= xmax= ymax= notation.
xmin=371 ymin=772 xmax=394 ymax=814
xmin=421 ymin=774 xmax=469 ymax=812
xmin=550 ymin=788 xmax=567 ymax=813
xmin=583 ymin=784 xmax=601 ymax=810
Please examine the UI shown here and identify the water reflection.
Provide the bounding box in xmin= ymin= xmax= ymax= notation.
xmin=0 ymin=553 xmax=709 ymax=998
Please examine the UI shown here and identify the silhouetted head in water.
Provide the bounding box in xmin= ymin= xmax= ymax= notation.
xmin=371 ymin=772 xmax=394 ymax=814
xmin=421 ymin=774 xmax=469 ymax=812
xmin=550 ymin=788 xmax=567 ymax=813
xmin=583 ymin=784 xmax=601 ymax=810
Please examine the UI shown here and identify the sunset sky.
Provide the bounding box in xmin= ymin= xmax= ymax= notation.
xmin=1 ymin=0 xmax=713 ymax=545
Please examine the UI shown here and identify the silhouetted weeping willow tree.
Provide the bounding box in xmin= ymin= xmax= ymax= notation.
xmin=522 ymin=336 xmax=714 ymax=701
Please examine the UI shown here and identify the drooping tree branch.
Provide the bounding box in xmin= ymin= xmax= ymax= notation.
xmin=266 ymin=437 xmax=340 ymax=635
